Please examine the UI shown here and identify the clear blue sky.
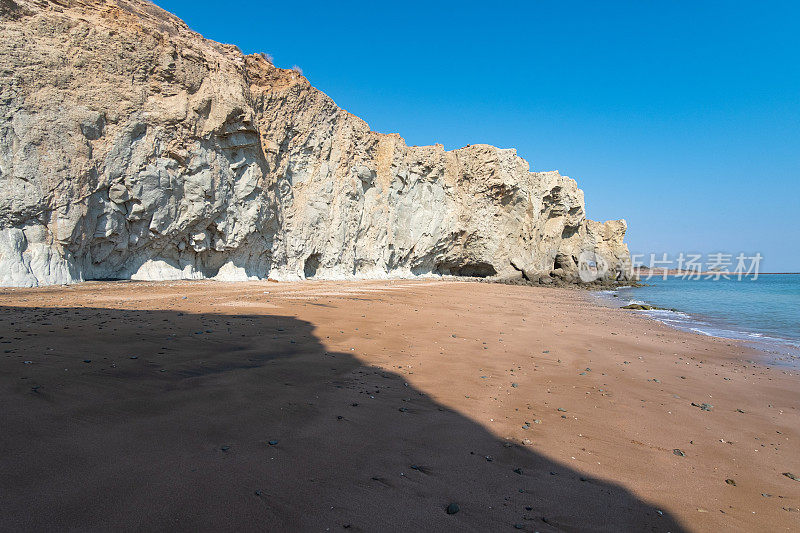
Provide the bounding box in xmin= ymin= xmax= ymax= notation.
xmin=159 ymin=0 xmax=799 ymax=272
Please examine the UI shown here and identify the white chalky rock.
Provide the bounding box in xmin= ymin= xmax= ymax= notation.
xmin=0 ymin=0 xmax=630 ymax=287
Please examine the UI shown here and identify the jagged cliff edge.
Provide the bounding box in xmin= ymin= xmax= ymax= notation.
xmin=0 ymin=0 xmax=631 ymax=287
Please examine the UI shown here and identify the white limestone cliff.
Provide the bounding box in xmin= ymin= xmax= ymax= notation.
xmin=0 ymin=0 xmax=631 ymax=287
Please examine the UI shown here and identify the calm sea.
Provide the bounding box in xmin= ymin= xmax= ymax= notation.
xmin=598 ymin=274 xmax=800 ymax=364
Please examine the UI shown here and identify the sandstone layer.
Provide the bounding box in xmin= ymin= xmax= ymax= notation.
xmin=0 ymin=0 xmax=631 ymax=287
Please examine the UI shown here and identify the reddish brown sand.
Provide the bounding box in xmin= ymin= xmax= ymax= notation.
xmin=0 ymin=280 xmax=797 ymax=532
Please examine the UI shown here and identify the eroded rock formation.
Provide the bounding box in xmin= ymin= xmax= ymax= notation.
xmin=0 ymin=0 xmax=631 ymax=286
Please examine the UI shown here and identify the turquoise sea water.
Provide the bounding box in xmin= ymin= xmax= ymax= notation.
xmin=599 ymin=274 xmax=800 ymax=364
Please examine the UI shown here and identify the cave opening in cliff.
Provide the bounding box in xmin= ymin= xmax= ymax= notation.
xmin=553 ymin=254 xmax=576 ymax=271
xmin=304 ymin=253 xmax=321 ymax=278
xmin=436 ymin=262 xmax=497 ymax=278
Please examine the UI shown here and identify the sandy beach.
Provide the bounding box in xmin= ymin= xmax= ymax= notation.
xmin=0 ymin=280 xmax=797 ymax=532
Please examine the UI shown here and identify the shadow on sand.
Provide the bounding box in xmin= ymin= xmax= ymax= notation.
xmin=0 ymin=305 xmax=686 ymax=531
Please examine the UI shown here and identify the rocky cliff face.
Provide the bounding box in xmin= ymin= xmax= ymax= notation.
xmin=0 ymin=0 xmax=630 ymax=287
